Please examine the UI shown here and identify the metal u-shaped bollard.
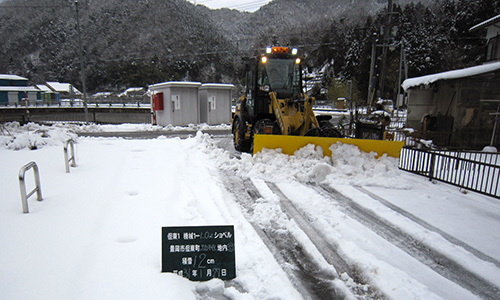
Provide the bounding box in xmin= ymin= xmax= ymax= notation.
xmin=19 ymin=161 xmax=43 ymax=214
xmin=64 ymin=139 xmax=77 ymax=173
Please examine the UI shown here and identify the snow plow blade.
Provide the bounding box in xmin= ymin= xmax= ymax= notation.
xmin=253 ymin=134 xmax=405 ymax=158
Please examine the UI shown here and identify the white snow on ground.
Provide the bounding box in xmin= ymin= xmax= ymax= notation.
xmin=76 ymin=122 xmax=230 ymax=133
xmin=1 ymin=122 xmax=500 ymax=299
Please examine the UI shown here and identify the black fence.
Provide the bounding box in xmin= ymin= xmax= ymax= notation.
xmin=399 ymin=147 xmax=500 ymax=199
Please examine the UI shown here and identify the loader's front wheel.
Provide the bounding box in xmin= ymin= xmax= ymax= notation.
xmin=233 ymin=118 xmax=251 ymax=153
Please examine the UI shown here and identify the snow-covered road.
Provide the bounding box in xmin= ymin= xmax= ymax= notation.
xmin=1 ymin=122 xmax=499 ymax=299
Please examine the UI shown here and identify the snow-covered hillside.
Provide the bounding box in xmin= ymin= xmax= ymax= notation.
xmin=1 ymin=122 xmax=499 ymax=299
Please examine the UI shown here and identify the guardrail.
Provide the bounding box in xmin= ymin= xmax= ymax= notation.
xmin=0 ymin=106 xmax=152 ymax=124
xmin=399 ymin=147 xmax=500 ymax=199
xmin=0 ymin=100 xmax=151 ymax=108
xmin=64 ymin=140 xmax=76 ymax=173
xmin=19 ymin=161 xmax=43 ymax=213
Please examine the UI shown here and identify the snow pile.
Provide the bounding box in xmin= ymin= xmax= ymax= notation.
xmin=0 ymin=122 xmax=77 ymax=150
xmin=482 ymin=145 xmax=498 ymax=153
xmin=78 ymin=123 xmax=162 ymax=132
xmin=0 ymin=122 xmax=232 ymax=150
xmin=77 ymin=122 xmax=230 ymax=133
xmin=326 ymin=142 xmax=410 ymax=188
xmin=75 ymin=123 xmax=231 ymax=132
xmin=197 ymin=134 xmax=410 ymax=189
xmin=1 ymin=122 xmax=409 ymax=188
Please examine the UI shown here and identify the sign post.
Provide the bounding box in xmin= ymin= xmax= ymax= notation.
xmin=162 ymin=225 xmax=235 ymax=281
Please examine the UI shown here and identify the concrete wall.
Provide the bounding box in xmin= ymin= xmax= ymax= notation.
xmin=0 ymin=107 xmax=151 ymax=124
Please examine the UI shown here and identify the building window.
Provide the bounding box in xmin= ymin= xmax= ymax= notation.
xmin=209 ymin=96 xmax=216 ymax=111
xmin=171 ymin=95 xmax=180 ymax=110
xmin=487 ymin=35 xmax=500 ymax=61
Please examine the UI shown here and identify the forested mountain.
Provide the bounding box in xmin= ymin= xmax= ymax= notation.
xmin=0 ymin=0 xmax=498 ymax=100
xmin=0 ymin=0 xmax=236 ymax=91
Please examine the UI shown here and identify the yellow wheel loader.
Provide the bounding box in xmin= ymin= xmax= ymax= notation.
xmin=232 ymin=46 xmax=404 ymax=158
xmin=232 ymin=46 xmax=341 ymax=152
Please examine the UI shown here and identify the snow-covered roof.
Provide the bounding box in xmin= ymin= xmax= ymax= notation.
xmin=469 ymin=14 xmax=500 ymax=32
xmin=118 ymin=87 xmax=144 ymax=97
xmin=46 ymin=82 xmax=82 ymax=94
xmin=402 ymin=62 xmax=500 ymax=91
xmin=92 ymin=92 xmax=113 ymax=97
xmin=36 ymin=84 xmax=53 ymax=92
xmin=149 ymin=81 xmax=202 ymax=90
xmin=0 ymin=86 xmax=40 ymax=92
xmin=199 ymin=83 xmax=234 ymax=90
xmin=0 ymin=74 xmax=28 ymax=81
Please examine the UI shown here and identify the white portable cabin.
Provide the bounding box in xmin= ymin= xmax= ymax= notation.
xmin=198 ymin=83 xmax=234 ymax=125
xmin=149 ymin=81 xmax=201 ymax=126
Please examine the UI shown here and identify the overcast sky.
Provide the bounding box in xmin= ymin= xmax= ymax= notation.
xmin=0 ymin=0 xmax=271 ymax=12
xmin=189 ymin=0 xmax=272 ymax=12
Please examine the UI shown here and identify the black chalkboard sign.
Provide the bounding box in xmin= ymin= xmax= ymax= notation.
xmin=162 ymin=225 xmax=235 ymax=281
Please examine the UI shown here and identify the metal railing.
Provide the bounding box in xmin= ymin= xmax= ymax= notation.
xmin=64 ymin=140 xmax=77 ymax=173
xmin=399 ymin=147 xmax=500 ymax=199
xmin=19 ymin=161 xmax=43 ymax=213
xmin=0 ymin=98 xmax=151 ymax=108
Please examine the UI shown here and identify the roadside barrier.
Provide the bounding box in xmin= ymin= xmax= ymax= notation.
xmin=399 ymin=147 xmax=500 ymax=199
xmin=19 ymin=161 xmax=43 ymax=213
xmin=64 ymin=139 xmax=77 ymax=173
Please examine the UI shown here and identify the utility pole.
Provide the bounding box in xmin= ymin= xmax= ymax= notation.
xmin=74 ymin=0 xmax=89 ymax=123
xmin=367 ymin=38 xmax=377 ymax=107
xmin=378 ymin=0 xmax=393 ymax=100
xmin=367 ymin=0 xmax=397 ymax=110
xmin=396 ymin=39 xmax=404 ymax=107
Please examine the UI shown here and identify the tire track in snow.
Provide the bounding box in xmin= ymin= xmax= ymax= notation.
xmin=355 ymin=186 xmax=500 ymax=270
xmin=317 ymin=184 xmax=500 ymax=300
xmin=265 ymin=183 xmax=353 ymax=276
xmin=221 ymin=171 xmax=344 ymax=300
xmin=265 ymin=182 xmax=384 ymax=300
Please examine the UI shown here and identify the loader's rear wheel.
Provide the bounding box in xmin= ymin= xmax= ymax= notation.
xmin=305 ymin=127 xmax=322 ymax=136
xmin=304 ymin=125 xmax=343 ymax=138
xmin=233 ymin=118 xmax=251 ymax=153
xmin=321 ymin=127 xmax=343 ymax=138
xmin=320 ymin=121 xmax=343 ymax=138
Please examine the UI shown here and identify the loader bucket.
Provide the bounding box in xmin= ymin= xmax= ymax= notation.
xmin=253 ymin=134 xmax=405 ymax=158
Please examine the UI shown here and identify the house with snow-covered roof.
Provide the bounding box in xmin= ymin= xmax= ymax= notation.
xmin=117 ymin=87 xmax=146 ymax=98
xmin=36 ymin=84 xmax=60 ymax=103
xmin=401 ymin=15 xmax=500 ymax=149
xmin=0 ymin=74 xmax=40 ymax=105
xmin=45 ymin=82 xmax=81 ymax=100
xmin=470 ymin=14 xmax=500 ymax=62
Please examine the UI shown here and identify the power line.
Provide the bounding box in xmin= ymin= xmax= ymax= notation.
xmin=189 ymin=0 xmax=269 ymax=11
xmin=96 ymin=41 xmax=341 ymax=63
xmin=0 ymin=5 xmax=68 ymax=8
xmin=227 ymin=0 xmax=269 ymax=10
xmin=195 ymin=0 xmax=215 ymax=4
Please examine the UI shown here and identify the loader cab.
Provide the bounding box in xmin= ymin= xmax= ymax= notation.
xmin=244 ymin=47 xmax=303 ymax=116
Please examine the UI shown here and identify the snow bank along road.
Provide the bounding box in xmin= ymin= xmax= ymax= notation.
xmin=221 ymin=171 xmax=500 ymax=300
xmin=216 ymin=134 xmax=500 ymax=299
xmin=1 ymin=123 xmax=500 ymax=300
